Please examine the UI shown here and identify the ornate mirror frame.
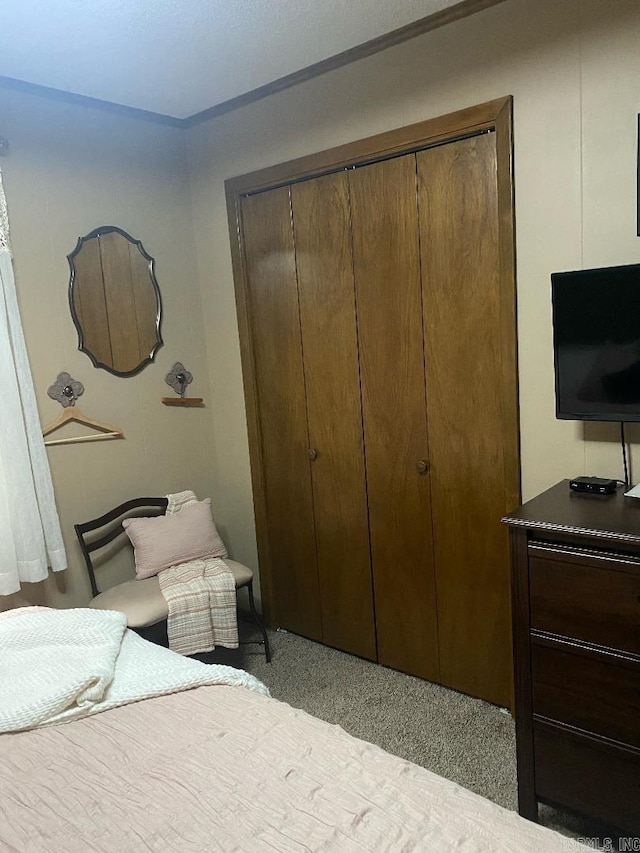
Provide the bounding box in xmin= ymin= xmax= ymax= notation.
xmin=68 ymin=225 xmax=163 ymax=377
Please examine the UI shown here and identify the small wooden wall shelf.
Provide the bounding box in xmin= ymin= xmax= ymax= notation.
xmin=161 ymin=397 xmax=204 ymax=407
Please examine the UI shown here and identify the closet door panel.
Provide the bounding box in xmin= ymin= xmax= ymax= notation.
xmin=241 ymin=188 xmax=322 ymax=639
xmin=291 ymin=174 xmax=376 ymax=659
xmin=417 ymin=133 xmax=513 ymax=706
xmin=349 ymin=156 xmax=440 ymax=681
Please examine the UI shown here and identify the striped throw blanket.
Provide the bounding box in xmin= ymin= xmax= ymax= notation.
xmin=158 ymin=491 xmax=238 ymax=656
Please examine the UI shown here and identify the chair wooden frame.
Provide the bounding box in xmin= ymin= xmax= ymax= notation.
xmin=74 ymin=497 xmax=271 ymax=662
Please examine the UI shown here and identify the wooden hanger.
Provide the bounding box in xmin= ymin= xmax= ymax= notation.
xmin=42 ymin=406 xmax=124 ymax=446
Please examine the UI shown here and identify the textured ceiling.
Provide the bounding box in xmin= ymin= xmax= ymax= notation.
xmin=0 ymin=0 xmax=476 ymax=120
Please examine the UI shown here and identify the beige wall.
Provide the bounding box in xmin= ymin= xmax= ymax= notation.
xmin=2 ymin=0 xmax=640 ymax=609
xmin=185 ymin=0 xmax=640 ymax=596
xmin=0 ymin=89 xmax=216 ymax=610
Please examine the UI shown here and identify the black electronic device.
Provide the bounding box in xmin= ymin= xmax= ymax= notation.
xmin=551 ymin=263 xmax=640 ymax=422
xmin=569 ymin=476 xmax=617 ymax=495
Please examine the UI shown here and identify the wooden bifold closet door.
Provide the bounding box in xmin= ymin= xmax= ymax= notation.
xmin=240 ymin=187 xmax=322 ymax=641
xmin=291 ymin=174 xmax=376 ymax=660
xmin=416 ymin=133 xmax=514 ymax=703
xmin=348 ymin=156 xmax=440 ymax=682
xmin=231 ymin=99 xmax=518 ymax=708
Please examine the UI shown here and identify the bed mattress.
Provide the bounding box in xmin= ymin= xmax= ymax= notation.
xmin=1 ymin=683 xmax=584 ymax=852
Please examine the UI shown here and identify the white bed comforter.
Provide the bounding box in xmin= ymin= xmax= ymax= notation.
xmin=0 ymin=606 xmax=268 ymax=732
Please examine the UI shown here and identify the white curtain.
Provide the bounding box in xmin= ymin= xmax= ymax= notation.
xmin=0 ymin=168 xmax=66 ymax=595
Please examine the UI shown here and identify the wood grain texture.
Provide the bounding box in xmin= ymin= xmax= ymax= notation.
xmin=509 ymin=528 xmax=536 ymax=816
xmin=417 ymin=132 xmax=514 ymax=707
xmin=534 ymin=721 xmax=640 ymax=833
xmin=532 ymin=640 xmax=640 ymax=748
xmin=494 ymin=98 xmax=520 ymax=513
xmin=502 ymin=479 xmax=640 ymax=545
xmin=349 ymin=155 xmax=440 ymax=682
xmin=227 ymin=98 xmax=519 ymax=689
xmin=504 ymin=483 xmax=640 ymax=831
xmin=226 ymin=97 xmax=515 ymax=635
xmin=225 ymin=185 xmax=277 ymax=625
xmin=72 ymin=236 xmax=112 ymax=367
xmin=99 ymin=231 xmax=141 ymax=373
xmin=529 ymin=548 xmax=640 ymax=656
xmin=226 ymin=98 xmax=512 ymax=196
xmin=69 ymin=227 xmax=162 ymax=377
xmin=240 ymin=187 xmax=322 ymax=639
xmin=291 ymin=173 xmax=376 ymax=659
xmin=129 ymin=244 xmax=159 ymax=363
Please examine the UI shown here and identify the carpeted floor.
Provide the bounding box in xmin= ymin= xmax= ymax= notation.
xmin=201 ymin=623 xmax=628 ymax=849
xmin=232 ymin=628 xmax=518 ymax=808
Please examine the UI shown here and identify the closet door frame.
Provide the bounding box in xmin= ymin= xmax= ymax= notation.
xmin=225 ymin=96 xmax=518 ymax=626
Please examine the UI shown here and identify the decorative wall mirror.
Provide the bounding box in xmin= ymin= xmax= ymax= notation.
xmin=68 ymin=226 xmax=163 ymax=377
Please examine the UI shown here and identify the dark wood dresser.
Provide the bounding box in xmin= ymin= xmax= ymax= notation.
xmin=502 ymin=480 xmax=640 ymax=833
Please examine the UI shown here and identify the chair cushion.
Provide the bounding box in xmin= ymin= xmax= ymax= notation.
xmin=122 ymin=499 xmax=227 ymax=579
xmin=89 ymin=560 xmax=253 ymax=627
xmin=225 ymin=559 xmax=253 ymax=588
xmin=89 ymin=578 xmax=168 ymax=628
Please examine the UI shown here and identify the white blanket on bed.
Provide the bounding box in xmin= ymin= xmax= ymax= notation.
xmin=0 ymin=607 xmax=268 ymax=733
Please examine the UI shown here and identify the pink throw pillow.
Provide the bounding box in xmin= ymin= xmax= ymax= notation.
xmin=122 ymin=499 xmax=228 ymax=580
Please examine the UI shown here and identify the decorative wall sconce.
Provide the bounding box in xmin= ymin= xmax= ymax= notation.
xmin=47 ymin=372 xmax=84 ymax=407
xmin=162 ymin=362 xmax=203 ymax=406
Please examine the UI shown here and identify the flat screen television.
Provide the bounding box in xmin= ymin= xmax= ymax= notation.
xmin=551 ymin=262 xmax=640 ymax=421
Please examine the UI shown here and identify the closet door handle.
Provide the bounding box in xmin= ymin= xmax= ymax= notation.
xmin=308 ymin=448 xmax=318 ymax=461
xmin=416 ymin=459 xmax=429 ymax=474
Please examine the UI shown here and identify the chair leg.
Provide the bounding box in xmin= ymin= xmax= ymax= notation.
xmin=246 ymin=581 xmax=271 ymax=663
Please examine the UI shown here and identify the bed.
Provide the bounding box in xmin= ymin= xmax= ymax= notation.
xmin=0 ymin=607 xmax=583 ymax=852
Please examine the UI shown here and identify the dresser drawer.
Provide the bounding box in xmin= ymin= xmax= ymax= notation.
xmin=529 ymin=543 xmax=640 ymax=654
xmin=532 ymin=641 xmax=640 ymax=747
xmin=534 ymin=721 xmax=640 ymax=833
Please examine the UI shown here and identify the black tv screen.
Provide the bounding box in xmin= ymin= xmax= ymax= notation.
xmin=551 ymin=263 xmax=640 ymax=422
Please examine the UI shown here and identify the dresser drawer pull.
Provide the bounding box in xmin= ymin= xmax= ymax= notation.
xmin=529 ymin=541 xmax=640 ymax=569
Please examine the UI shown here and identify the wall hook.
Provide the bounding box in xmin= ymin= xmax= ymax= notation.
xmin=162 ymin=361 xmax=203 ymax=407
xmin=47 ymin=372 xmax=84 ymax=407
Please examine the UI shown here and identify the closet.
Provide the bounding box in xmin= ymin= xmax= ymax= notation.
xmin=227 ymin=98 xmax=519 ymax=708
